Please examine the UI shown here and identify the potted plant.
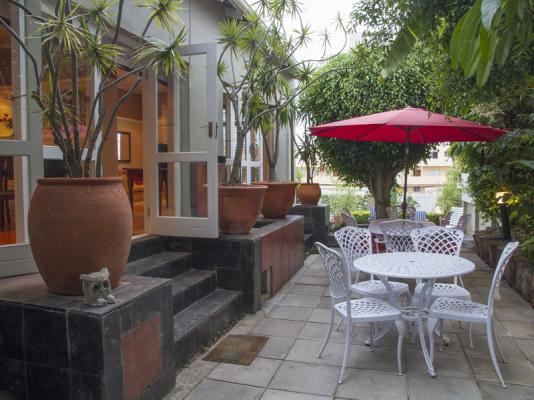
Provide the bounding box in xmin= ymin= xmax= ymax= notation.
xmin=4 ymin=0 xmax=187 ymax=294
xmin=217 ymin=1 xmax=347 ymax=230
xmin=295 ymin=124 xmax=321 ymax=206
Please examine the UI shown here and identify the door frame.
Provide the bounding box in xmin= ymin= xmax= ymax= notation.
xmin=143 ymin=43 xmax=219 ymax=238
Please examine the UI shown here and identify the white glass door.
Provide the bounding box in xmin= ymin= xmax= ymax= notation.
xmin=144 ymin=43 xmax=218 ymax=238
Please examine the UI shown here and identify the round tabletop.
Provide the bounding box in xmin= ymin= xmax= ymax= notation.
xmin=368 ymin=219 xmax=435 ymax=235
xmin=353 ymin=252 xmax=475 ymax=280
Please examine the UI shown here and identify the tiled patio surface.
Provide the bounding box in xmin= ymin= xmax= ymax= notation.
xmin=165 ymin=244 xmax=534 ymax=400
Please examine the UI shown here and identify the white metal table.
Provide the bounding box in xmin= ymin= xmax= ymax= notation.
xmin=353 ymin=252 xmax=474 ymax=377
xmin=368 ymin=219 xmax=435 ymax=236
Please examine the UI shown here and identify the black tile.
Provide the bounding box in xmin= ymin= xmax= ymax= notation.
xmin=0 ymin=301 xmax=23 ymax=360
xmin=212 ymin=307 xmax=230 ymax=334
xmin=241 ymin=241 xmax=260 ymax=270
xmin=147 ymin=285 xmax=172 ymax=334
xmin=216 ymin=241 xmax=242 ymax=269
xmin=132 ymin=292 xmax=150 ymax=326
xmin=174 ymin=330 xmax=196 ymax=368
xmin=0 ymin=357 xmax=26 ymax=400
xmin=216 ymin=269 xmax=243 ymax=291
xmin=68 ymin=312 xmax=103 ymax=375
xmin=27 ymin=363 xmax=70 ymax=400
xmin=161 ymin=331 xmax=174 ymax=371
xmin=148 ymin=366 xmax=175 ymax=399
xmin=102 ymin=310 xmax=121 ymax=377
xmin=119 ymin=303 xmax=133 ymax=332
xmin=71 ymin=371 xmax=103 ymax=400
xmin=195 ymin=318 xmax=212 ymax=348
xmin=102 ymin=366 xmax=123 ymax=400
xmin=165 ymin=237 xmax=192 ymax=252
xmin=24 ymin=306 xmax=68 ymax=368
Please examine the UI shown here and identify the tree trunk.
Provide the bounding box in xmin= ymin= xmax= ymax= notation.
xmin=368 ymin=168 xmax=395 ymax=219
xmin=229 ymin=131 xmax=245 ymax=184
xmin=269 ymin=161 xmax=277 ymax=181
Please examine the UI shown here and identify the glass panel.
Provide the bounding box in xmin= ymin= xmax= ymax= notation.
xmin=241 ymin=166 xmax=248 ymax=184
xmin=0 ymin=155 xmax=23 ymax=245
xmin=0 ymin=7 xmax=21 ymax=141
xmin=251 ymin=166 xmax=261 ymax=182
xmin=180 ymin=54 xmax=208 ymax=152
xmin=249 ymin=131 xmax=261 ymax=162
xmin=157 ymin=76 xmax=175 ymax=152
xmin=158 ymin=161 xmax=208 ymax=218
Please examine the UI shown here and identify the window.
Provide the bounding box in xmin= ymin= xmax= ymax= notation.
xmin=431 ymin=151 xmax=439 ymax=159
xmin=413 ymin=186 xmax=422 ymax=193
xmin=412 ymin=168 xmax=421 ymax=177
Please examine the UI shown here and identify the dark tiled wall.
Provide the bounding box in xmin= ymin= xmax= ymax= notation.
xmin=0 ymin=276 xmax=174 ymax=400
xmin=289 ymin=204 xmax=330 ymax=245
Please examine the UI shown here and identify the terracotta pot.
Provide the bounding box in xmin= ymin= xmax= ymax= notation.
xmin=28 ymin=178 xmax=133 ymax=295
xmin=297 ymin=183 xmax=321 ymax=206
xmin=252 ymin=181 xmax=298 ymax=219
xmin=219 ymin=185 xmax=267 ymax=234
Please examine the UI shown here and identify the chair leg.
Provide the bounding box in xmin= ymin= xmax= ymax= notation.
xmin=395 ymin=320 xmax=405 ymax=375
xmin=492 ymin=322 xmax=507 ymax=363
xmin=318 ymin=309 xmax=336 ymax=358
xmin=335 ymin=318 xmax=344 ymax=332
xmin=487 ymin=320 xmax=507 ymax=388
xmin=468 ymin=323 xmax=474 ymax=349
xmin=427 ymin=317 xmax=439 ymax=364
xmin=438 ymin=319 xmax=444 ymax=352
xmin=369 ymin=322 xmax=374 ymax=351
xmin=338 ymin=320 xmax=352 ymax=384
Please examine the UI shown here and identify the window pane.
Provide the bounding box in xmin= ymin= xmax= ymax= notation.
xmin=249 ymin=131 xmax=261 ymax=162
xmin=0 ymin=156 xmax=25 ymax=245
xmin=158 ymin=161 xmax=208 ymax=218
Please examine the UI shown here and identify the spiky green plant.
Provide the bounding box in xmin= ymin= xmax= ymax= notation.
xmin=217 ymin=0 xmax=348 ymax=184
xmin=2 ymin=0 xmax=187 ymax=177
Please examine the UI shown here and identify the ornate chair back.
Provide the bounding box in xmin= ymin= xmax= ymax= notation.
xmin=381 ymin=219 xmax=423 ymax=252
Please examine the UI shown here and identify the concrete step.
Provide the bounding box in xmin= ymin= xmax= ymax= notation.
xmin=124 ymin=251 xmax=192 ymax=278
xmin=173 ymin=288 xmax=242 ymax=368
xmin=171 ymin=269 xmax=217 ymax=315
xmin=127 ymin=236 xmax=166 ymax=263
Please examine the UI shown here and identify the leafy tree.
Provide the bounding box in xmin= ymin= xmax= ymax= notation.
xmin=299 ymin=46 xmax=433 ymax=218
xmin=436 ymin=165 xmax=463 ymax=215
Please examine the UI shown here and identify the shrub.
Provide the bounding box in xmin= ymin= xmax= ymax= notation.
xmin=351 ymin=211 xmax=371 ymax=224
xmin=426 ymin=212 xmax=441 ymax=226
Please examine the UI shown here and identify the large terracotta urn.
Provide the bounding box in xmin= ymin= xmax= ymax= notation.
xmin=28 ymin=178 xmax=133 ymax=295
xmin=219 ymin=185 xmax=267 ymax=234
xmin=297 ymin=183 xmax=321 ymax=206
xmin=252 ymin=181 xmax=298 ymax=219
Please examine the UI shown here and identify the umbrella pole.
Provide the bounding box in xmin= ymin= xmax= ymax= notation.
xmin=402 ymin=129 xmax=412 ymax=219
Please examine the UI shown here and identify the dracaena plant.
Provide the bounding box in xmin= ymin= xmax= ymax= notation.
xmin=217 ymin=0 xmax=348 ymax=185
xmin=2 ymin=0 xmax=187 ymax=177
xmin=294 ymin=118 xmax=319 ymax=184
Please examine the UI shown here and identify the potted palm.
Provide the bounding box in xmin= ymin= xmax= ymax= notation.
xmin=4 ymin=0 xmax=187 ymax=294
xmin=295 ymin=125 xmax=321 ymax=206
xmin=217 ymin=0 xmax=346 ymax=231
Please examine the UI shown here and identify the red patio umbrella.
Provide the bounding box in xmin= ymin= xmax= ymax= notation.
xmin=310 ymin=107 xmax=505 ymax=218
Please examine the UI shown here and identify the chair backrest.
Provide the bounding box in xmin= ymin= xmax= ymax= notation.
xmin=386 ymin=204 xmax=416 ymax=220
xmin=381 ymin=219 xmax=423 ymax=252
xmin=448 ymin=207 xmax=463 ymax=226
xmin=411 ymin=227 xmax=464 ymax=256
xmin=341 ymin=210 xmax=358 ymax=227
xmin=455 ymin=214 xmax=472 ymax=233
xmin=441 ymin=211 xmax=453 ymax=226
xmin=315 ymin=242 xmax=350 ymax=300
xmin=414 ymin=210 xmax=427 ymax=221
xmin=488 ymin=242 xmax=520 ymax=314
xmin=334 ymin=227 xmax=372 ymax=273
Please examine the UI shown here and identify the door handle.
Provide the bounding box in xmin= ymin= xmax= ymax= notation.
xmin=208 ymin=122 xmax=213 ymax=138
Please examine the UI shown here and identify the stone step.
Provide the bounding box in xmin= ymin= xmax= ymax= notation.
xmin=304 ymin=233 xmax=314 ymax=250
xmin=173 ymin=288 xmax=242 ymax=368
xmin=171 ymin=269 xmax=217 ymax=315
xmin=124 ymin=251 xmax=192 ymax=278
xmin=128 ymin=235 xmax=166 ymax=263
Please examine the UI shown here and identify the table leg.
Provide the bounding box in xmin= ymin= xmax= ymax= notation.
xmin=418 ymin=279 xmax=436 ymax=377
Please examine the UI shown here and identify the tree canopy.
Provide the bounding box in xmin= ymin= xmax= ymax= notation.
xmin=299 ymin=46 xmax=434 ymax=217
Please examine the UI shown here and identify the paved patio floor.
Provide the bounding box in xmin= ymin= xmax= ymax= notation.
xmin=165 ymin=244 xmax=534 ymax=400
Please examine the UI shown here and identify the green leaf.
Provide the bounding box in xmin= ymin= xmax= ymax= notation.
xmin=381 ymin=25 xmax=418 ymax=79
xmin=475 ymin=58 xmax=492 ymax=86
xmin=479 ymin=25 xmax=497 ymax=62
xmin=494 ymin=30 xmax=512 ymax=65
xmin=481 ymin=0 xmax=502 ymax=31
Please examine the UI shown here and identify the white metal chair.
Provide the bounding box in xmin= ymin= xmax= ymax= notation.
xmin=427 ymin=241 xmax=520 ymax=387
xmin=341 ymin=208 xmax=358 ymax=227
xmin=387 ymin=205 xmax=416 ymax=220
xmin=445 ymin=207 xmax=463 ymax=228
xmin=335 ymin=226 xmax=410 ymax=300
xmin=381 ymin=219 xmax=423 ymax=252
xmin=411 ymin=227 xmax=472 ymax=347
xmin=454 ymin=213 xmax=472 ymax=233
xmin=315 ymin=242 xmax=405 ymax=383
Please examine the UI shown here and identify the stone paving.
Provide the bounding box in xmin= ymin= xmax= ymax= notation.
xmin=165 ymin=244 xmax=534 ymax=400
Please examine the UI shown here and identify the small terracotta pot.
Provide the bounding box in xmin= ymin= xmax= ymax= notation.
xmin=252 ymin=181 xmax=298 ymax=219
xmin=297 ymin=183 xmax=321 ymax=206
xmin=28 ymin=178 xmax=133 ymax=295
xmin=219 ymin=185 xmax=267 ymax=234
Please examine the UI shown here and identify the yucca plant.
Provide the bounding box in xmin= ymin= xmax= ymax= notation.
xmin=217 ymin=0 xmax=348 ymax=184
xmin=2 ymin=0 xmax=187 ymax=177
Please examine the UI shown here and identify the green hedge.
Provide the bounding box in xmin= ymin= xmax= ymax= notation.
xmin=426 ymin=212 xmax=441 ymax=226
xmin=351 ymin=210 xmax=371 ymax=224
